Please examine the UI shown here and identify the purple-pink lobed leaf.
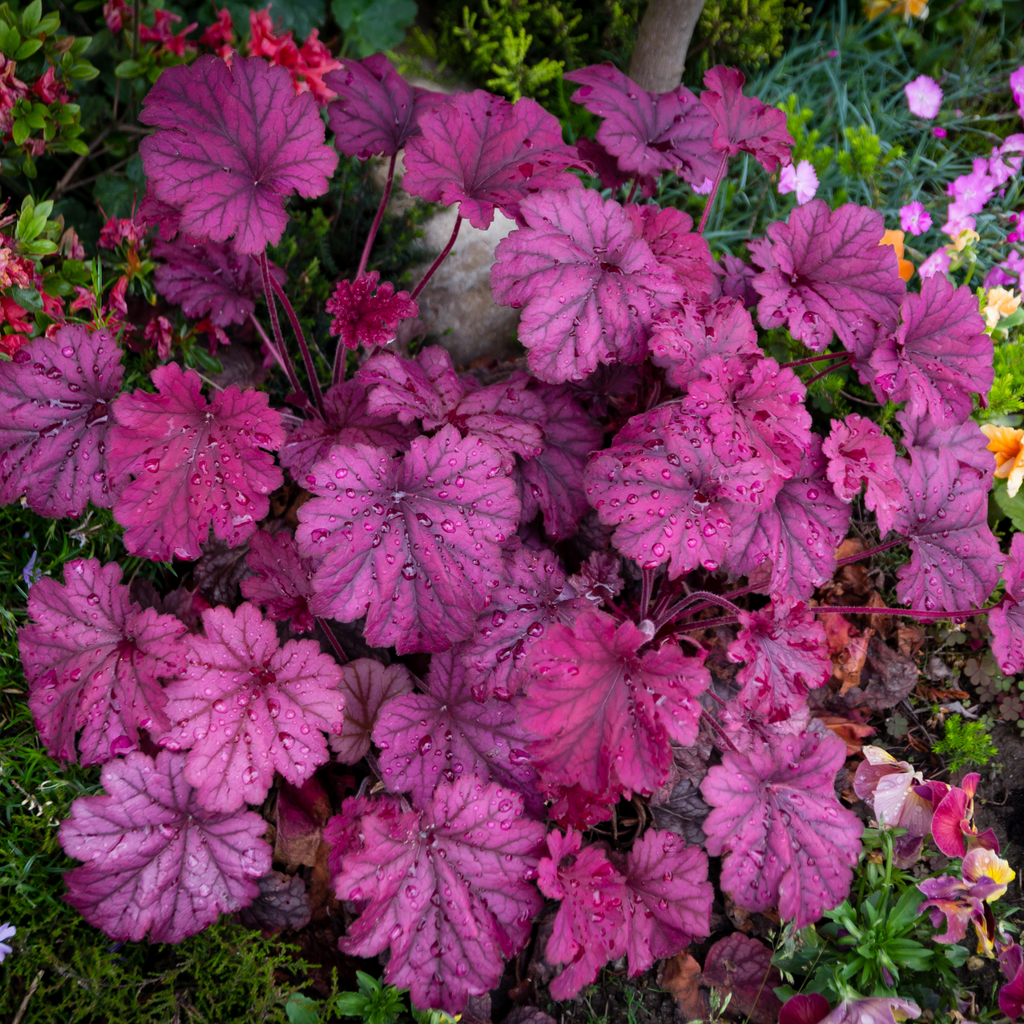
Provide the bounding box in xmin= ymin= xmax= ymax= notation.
xmin=891 ymin=445 xmax=999 ymax=612
xmin=682 ymin=354 xmax=812 ymax=482
xmin=402 ymin=90 xmax=584 ymax=230
xmin=870 ymin=274 xmax=994 ymax=427
xmin=537 ymin=827 xmax=627 ymax=999
xmin=60 ymin=750 xmax=271 ymax=942
xmin=516 ymin=382 xmax=603 ymax=539
xmin=701 ymin=727 xmax=863 ymax=927
xmin=459 ymin=546 xmax=590 ymax=701
xmin=329 ymin=657 xmax=414 ymax=764
xmin=109 ymin=363 xmax=285 ymax=562
xmin=374 ymin=649 xmax=538 ymax=807
xmin=700 ymin=66 xmax=793 ymax=171
xmin=617 ymin=828 xmax=712 ymax=975
xmin=325 ymin=54 xmax=446 ymax=159
xmin=726 ymin=597 xmax=831 ymax=723
xmin=158 ymin=602 xmax=345 ymax=812
xmin=152 ymin=236 xmax=281 ymax=327
xmin=20 ymin=558 xmax=186 ymax=765
xmin=584 ymin=405 xmax=769 ymax=578
xmin=626 ymin=204 xmax=716 ymax=301
xmin=240 ymin=530 xmax=318 ymax=633
xmin=0 ymin=325 xmax=122 ymax=518
xmin=329 ymin=777 xmax=545 ymax=1013
xmin=519 ymin=609 xmax=709 ymax=807
xmin=491 ymin=189 xmax=685 ymax=383
xmin=823 ymin=414 xmax=902 ymax=535
xmin=724 ymin=438 xmax=851 ymax=599
xmin=139 ymin=55 xmax=338 ymax=254
xmin=752 ymin=201 xmax=905 ymax=354
xmin=648 ymin=297 xmax=761 ymax=389
xmin=564 ymin=63 xmax=717 ymax=187
xmin=897 ymin=407 xmax=992 ymax=476
xmin=278 ymin=379 xmax=417 ymax=483
xmin=296 ymin=427 xmax=519 ymax=654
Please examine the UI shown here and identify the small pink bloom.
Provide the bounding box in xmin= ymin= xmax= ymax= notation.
xmin=692 ymin=176 xmax=714 ymax=195
xmin=1010 ymin=66 xmax=1024 ymax=114
xmin=777 ymin=159 xmax=819 ymax=205
xmin=933 ymin=126 xmax=947 ymax=138
xmin=905 ymin=75 xmax=943 ymax=119
xmin=918 ymin=247 xmax=952 ymax=279
xmin=899 ymin=201 xmax=931 ymax=235
xmin=942 ymin=201 xmax=976 ymax=237
xmin=947 ymin=158 xmax=996 ymax=214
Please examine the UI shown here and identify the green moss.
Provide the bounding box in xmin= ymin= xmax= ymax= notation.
xmin=932 ymin=714 xmax=999 ymax=774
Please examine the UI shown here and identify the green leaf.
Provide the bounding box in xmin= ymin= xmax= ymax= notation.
xmin=334 ymin=992 xmax=371 ymax=1016
xmin=286 ymin=993 xmax=321 ymax=1024
xmin=37 ymin=11 xmax=61 ymax=34
xmin=994 ymin=478 xmax=1024 ymax=531
xmin=20 ymin=240 xmax=56 ymax=255
xmin=14 ymin=37 xmax=42 ymax=59
xmin=333 ymin=0 xmax=416 ymax=53
xmin=21 ymin=0 xmax=42 ymax=33
xmin=9 ymin=286 xmax=43 ymax=311
xmin=11 ymin=118 xmax=29 ymax=145
xmin=887 ymin=885 xmax=925 ymax=933
xmin=66 ymin=137 xmax=89 ymax=156
xmin=93 ymin=175 xmax=140 ymax=219
xmin=0 ymin=24 xmax=21 ymax=55
xmin=115 ymin=59 xmax=145 ymax=79
xmin=945 ymin=944 xmax=970 ymax=967
xmin=69 ymin=60 xmax=99 ymax=81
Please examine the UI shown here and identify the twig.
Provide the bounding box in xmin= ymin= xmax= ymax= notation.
xmin=838 ymin=389 xmax=882 ymax=406
xmin=410 ymin=215 xmax=463 ymax=300
xmin=356 ymin=152 xmax=396 ymax=280
xmin=13 ymin=970 xmax=44 ymax=1024
xmin=836 ymin=539 xmax=903 ymax=565
xmin=805 ymin=353 xmax=853 ymax=386
xmin=817 ymin=604 xmax=989 ymax=620
xmin=781 ymin=351 xmax=850 ymax=369
xmin=54 ymin=126 xmax=114 ymax=197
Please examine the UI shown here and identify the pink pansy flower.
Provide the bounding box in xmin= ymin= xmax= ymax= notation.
xmin=931 ymin=772 xmax=1000 ymax=858
xmin=918 ymin=247 xmax=952 ymax=279
xmin=900 ymin=201 xmax=931 ymax=235
xmin=853 ymin=746 xmax=933 ymax=833
xmin=777 ymin=159 xmax=819 ymax=205
xmin=905 ymin=75 xmax=943 ymax=119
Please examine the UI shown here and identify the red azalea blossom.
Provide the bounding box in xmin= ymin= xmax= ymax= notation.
xmin=248 ymin=8 xmax=341 ymax=104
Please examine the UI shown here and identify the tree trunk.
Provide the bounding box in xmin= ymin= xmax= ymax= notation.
xmin=628 ymin=0 xmax=708 ymax=92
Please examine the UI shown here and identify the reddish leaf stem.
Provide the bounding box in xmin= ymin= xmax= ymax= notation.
xmin=676 ymin=614 xmax=740 ymax=632
xmin=804 ymin=353 xmax=853 ymax=387
xmin=259 ymin=253 xmax=323 ymax=420
xmin=697 ymin=156 xmax=729 ymax=235
xmin=816 ymin=605 xmax=989 ymax=620
xmin=269 ymin=272 xmax=327 ymax=421
xmin=700 ymin=707 xmax=740 ymax=753
xmin=356 ymin=152 xmax=397 ymax=280
xmin=317 ymin=616 xmax=348 ymax=664
xmin=410 ymin=215 xmax=463 ymax=301
xmin=836 ymin=539 xmax=903 ymax=565
xmin=248 ymin=313 xmax=306 ymax=405
xmin=781 ymin=351 xmax=851 ymax=369
xmin=657 ymin=590 xmax=742 ymax=628
xmin=640 ymin=566 xmax=657 ymax=619
xmin=625 ymin=175 xmax=640 ymax=204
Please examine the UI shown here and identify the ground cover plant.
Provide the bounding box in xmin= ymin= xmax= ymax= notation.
xmin=1 ymin=1 xmax=1024 ymax=1022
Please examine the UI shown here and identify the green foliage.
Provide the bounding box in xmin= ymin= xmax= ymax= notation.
xmin=774 ymin=829 xmax=965 ymax=1006
xmin=779 ymin=94 xmax=833 ymax=175
xmin=933 ymin=714 xmax=999 ymax=773
xmin=333 ymin=971 xmax=406 ymax=1024
xmin=994 ymin=479 xmax=1024 ymax=532
xmin=426 ymin=0 xmax=639 ymax=108
xmin=834 ymin=123 xmax=903 ymax=181
xmin=688 ymin=0 xmax=809 ymax=75
xmin=333 ymin=0 xmax=418 ymax=56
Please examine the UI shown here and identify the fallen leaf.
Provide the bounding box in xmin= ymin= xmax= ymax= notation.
xmin=847 ymin=637 xmax=919 ymax=710
xmin=897 ymin=622 xmax=925 ymax=658
xmin=821 ymin=715 xmax=876 ymax=755
xmin=702 ymin=933 xmax=784 ymax=1024
xmin=820 ymin=611 xmax=874 ymax=694
xmin=661 ymin=951 xmax=705 ymax=1021
xmin=274 ymin=776 xmax=332 ymax=870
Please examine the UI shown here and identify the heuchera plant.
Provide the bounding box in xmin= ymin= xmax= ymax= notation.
xmin=3 ymin=48 xmax=1017 ymax=1013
